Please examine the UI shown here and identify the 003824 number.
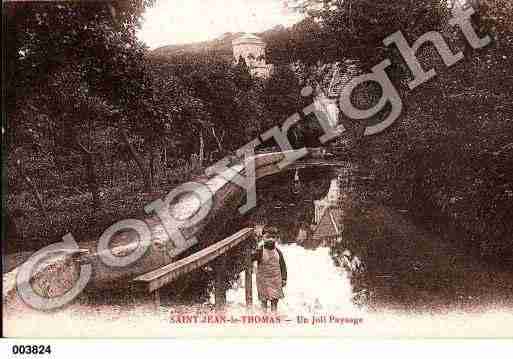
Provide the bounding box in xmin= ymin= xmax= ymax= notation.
xmin=12 ymin=345 xmax=51 ymax=355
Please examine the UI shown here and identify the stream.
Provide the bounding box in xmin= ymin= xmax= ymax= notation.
xmin=4 ymin=166 xmax=513 ymax=337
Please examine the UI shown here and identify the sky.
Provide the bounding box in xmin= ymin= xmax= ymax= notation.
xmin=137 ymin=0 xmax=304 ymax=49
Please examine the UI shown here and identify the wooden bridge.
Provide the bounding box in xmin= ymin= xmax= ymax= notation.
xmin=131 ymin=155 xmax=353 ymax=309
xmin=4 ymin=149 xmax=353 ymax=309
xmin=134 ymin=228 xmax=255 ymax=309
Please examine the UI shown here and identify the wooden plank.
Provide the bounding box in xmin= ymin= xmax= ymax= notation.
xmin=255 ymin=160 xmax=348 ymax=179
xmin=4 ymin=151 xmax=348 ymax=303
xmin=153 ymin=289 xmax=161 ymax=311
xmin=288 ymin=160 xmax=349 ymax=170
xmin=134 ymin=227 xmax=254 ymax=293
xmin=244 ymin=248 xmax=253 ymax=307
xmin=214 ymin=256 xmax=227 ymax=309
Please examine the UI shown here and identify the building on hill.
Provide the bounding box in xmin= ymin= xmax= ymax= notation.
xmin=232 ymin=33 xmax=273 ymax=78
xmin=230 ymin=32 xmax=370 ymax=135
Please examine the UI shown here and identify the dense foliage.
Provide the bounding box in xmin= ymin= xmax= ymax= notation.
xmin=3 ymin=0 xmax=307 ymax=251
xmin=4 ymin=0 xmax=512 ymax=266
xmin=291 ymin=0 xmax=513 ymax=261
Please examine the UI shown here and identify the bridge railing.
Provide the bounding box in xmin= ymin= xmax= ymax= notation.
xmin=134 ymin=227 xmax=255 ymax=309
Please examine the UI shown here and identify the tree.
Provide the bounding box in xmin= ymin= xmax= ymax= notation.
xmin=285 ymin=0 xmax=449 ymax=67
xmin=262 ymin=65 xmax=309 ymax=147
xmin=3 ymin=1 xmax=155 ymax=204
xmin=3 ymin=1 xmax=154 ymax=127
xmin=168 ymin=53 xmax=266 ymax=150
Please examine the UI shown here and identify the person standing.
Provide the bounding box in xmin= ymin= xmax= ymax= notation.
xmin=253 ymin=227 xmax=287 ymax=312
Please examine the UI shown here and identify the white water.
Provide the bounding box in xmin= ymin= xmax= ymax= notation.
xmin=224 ymin=244 xmax=362 ymax=315
xmin=7 ymin=243 xmax=513 ymax=337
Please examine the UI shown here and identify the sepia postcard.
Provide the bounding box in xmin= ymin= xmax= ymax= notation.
xmin=2 ymin=0 xmax=513 ymax=343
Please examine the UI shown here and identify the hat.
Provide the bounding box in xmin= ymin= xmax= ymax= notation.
xmin=262 ymin=226 xmax=279 ymax=236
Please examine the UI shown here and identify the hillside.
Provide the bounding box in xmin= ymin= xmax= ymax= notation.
xmin=151 ymin=32 xmax=242 ymax=59
xmin=150 ymin=25 xmax=291 ymax=62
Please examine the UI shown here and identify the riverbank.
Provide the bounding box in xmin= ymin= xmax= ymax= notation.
xmin=339 ymin=192 xmax=513 ymax=313
xmin=5 ymin=239 xmax=513 ymax=338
